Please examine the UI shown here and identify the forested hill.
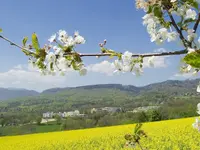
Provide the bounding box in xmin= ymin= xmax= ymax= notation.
xmin=0 ymin=79 xmax=200 ymax=114
xmin=0 ymin=88 xmax=39 ymax=101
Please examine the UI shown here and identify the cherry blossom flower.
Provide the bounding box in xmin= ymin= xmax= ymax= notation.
xmin=148 ymin=56 xmax=155 ymax=67
xmin=187 ymin=47 xmax=195 ymax=54
xmin=185 ymin=9 xmax=197 ymax=20
xmin=46 ymin=52 xmax=56 ymax=62
xmin=192 ymin=118 xmax=200 ymax=132
xmin=197 ymin=103 xmax=200 ymax=114
xmin=187 ymin=29 xmax=197 ymax=42
xmin=79 ymin=67 xmax=87 ymax=76
xmin=197 ymin=83 xmax=200 ymax=93
xmin=48 ymin=34 xmax=56 ymax=43
xmin=171 ymin=0 xmax=176 ymax=2
xmin=74 ymin=35 xmax=85 ymax=44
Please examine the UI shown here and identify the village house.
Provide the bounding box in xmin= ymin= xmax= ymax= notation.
xmin=42 ymin=112 xmax=54 ymax=118
xmin=127 ymin=106 xmax=160 ymax=113
xmin=42 ymin=110 xmax=85 ymax=118
xmin=91 ymin=107 xmax=122 ymax=114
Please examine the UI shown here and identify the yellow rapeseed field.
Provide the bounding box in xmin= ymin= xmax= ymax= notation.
xmin=0 ymin=117 xmax=200 ymax=150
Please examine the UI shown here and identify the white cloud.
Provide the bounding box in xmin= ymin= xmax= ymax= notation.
xmin=12 ymin=81 xmax=21 ymax=85
xmin=154 ymin=48 xmax=167 ymax=52
xmin=14 ymin=65 xmax=23 ymax=70
xmin=169 ymin=72 xmax=199 ymax=80
xmin=87 ymin=61 xmax=116 ymax=76
xmin=0 ymin=65 xmax=74 ymax=92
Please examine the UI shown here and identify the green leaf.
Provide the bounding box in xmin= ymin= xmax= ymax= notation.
xmin=63 ymin=46 xmax=73 ymax=52
xmin=163 ymin=22 xmax=171 ymax=28
xmin=65 ymin=55 xmax=72 ymax=61
xmin=50 ymin=62 xmax=54 ymax=71
xmin=147 ymin=5 xmax=153 ymax=14
xmin=177 ymin=21 xmax=182 ymax=27
xmin=38 ymin=49 xmax=47 ymax=59
xmin=22 ymin=49 xmax=31 ymax=56
xmin=58 ymin=43 xmax=64 ymax=49
xmin=73 ymin=53 xmax=82 ymax=62
xmin=117 ymin=53 xmax=122 ymax=60
xmin=183 ymin=50 xmax=200 ymax=68
xmin=71 ymin=60 xmax=79 ymax=70
xmin=153 ymin=6 xmax=162 ymax=18
xmin=192 ymin=1 xmax=199 ymax=9
xmin=101 ymin=48 xmax=107 ymax=53
xmin=22 ymin=37 xmax=28 ymax=46
xmin=32 ymin=33 xmax=40 ymax=51
xmin=0 ymin=28 xmax=2 ymax=33
xmin=184 ymin=18 xmax=196 ymax=24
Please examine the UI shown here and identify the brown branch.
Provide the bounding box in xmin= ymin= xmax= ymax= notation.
xmin=167 ymin=11 xmax=189 ymax=47
xmin=64 ymin=49 xmax=187 ymax=58
xmin=0 ymin=35 xmax=35 ymax=55
xmin=0 ymin=34 xmax=187 ymax=58
xmin=193 ymin=13 xmax=200 ymax=33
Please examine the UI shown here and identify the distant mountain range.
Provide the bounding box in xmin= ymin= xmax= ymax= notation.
xmin=0 ymin=88 xmax=39 ymax=100
xmin=0 ymin=79 xmax=199 ymax=101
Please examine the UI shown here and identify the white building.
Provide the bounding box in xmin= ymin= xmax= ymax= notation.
xmin=128 ymin=106 xmax=160 ymax=113
xmin=65 ymin=110 xmax=80 ymax=117
xmin=42 ymin=112 xmax=54 ymax=118
xmin=91 ymin=107 xmax=122 ymax=114
xmin=43 ymin=110 xmax=84 ymax=118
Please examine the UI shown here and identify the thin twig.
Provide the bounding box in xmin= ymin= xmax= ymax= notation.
xmin=193 ymin=13 xmax=200 ymax=33
xmin=0 ymin=34 xmax=187 ymax=58
xmin=64 ymin=49 xmax=187 ymax=58
xmin=167 ymin=11 xmax=189 ymax=47
xmin=0 ymin=35 xmax=35 ymax=54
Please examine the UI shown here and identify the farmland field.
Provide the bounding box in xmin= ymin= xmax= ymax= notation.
xmin=0 ymin=117 xmax=200 ymax=150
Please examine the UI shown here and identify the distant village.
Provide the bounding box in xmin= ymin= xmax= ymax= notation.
xmin=42 ymin=106 xmax=159 ymax=120
xmin=42 ymin=107 xmax=123 ymax=119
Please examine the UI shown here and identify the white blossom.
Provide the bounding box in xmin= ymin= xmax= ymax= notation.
xmin=52 ymin=46 xmax=62 ymax=55
xmin=74 ymin=31 xmax=79 ymax=37
xmin=158 ymin=28 xmax=168 ymax=40
xmin=123 ymin=65 xmax=131 ymax=72
xmin=46 ymin=52 xmax=56 ymax=62
xmin=58 ymin=30 xmax=68 ymax=43
xmin=198 ymin=37 xmax=200 ymax=44
xmin=79 ymin=67 xmax=87 ymax=76
xmin=64 ymin=36 xmax=75 ymax=47
xmin=193 ymin=70 xmax=198 ymax=76
xmin=113 ymin=59 xmax=123 ymax=71
xmin=187 ymin=47 xmax=195 ymax=54
xmin=136 ymin=0 xmax=148 ymax=11
xmin=197 ymin=83 xmax=200 ymax=93
xmin=148 ymin=56 xmax=155 ymax=67
xmin=122 ymin=51 xmax=133 ymax=66
xmin=186 ymin=65 xmax=192 ymax=72
xmin=57 ymin=57 xmax=71 ymax=70
xmin=176 ymin=5 xmax=186 ymax=16
xmin=134 ymin=67 xmax=143 ymax=76
xmin=167 ymin=32 xmax=177 ymax=42
xmin=58 ymin=30 xmax=67 ymax=38
xmin=74 ymin=35 xmax=85 ymax=44
xmin=48 ymin=34 xmax=56 ymax=43
xmin=171 ymin=0 xmax=176 ymax=2
xmin=197 ymin=103 xmax=200 ymax=114
xmin=192 ymin=118 xmax=200 ymax=132
xmin=187 ymin=29 xmax=197 ymax=42
xmin=185 ymin=9 xmax=197 ymax=20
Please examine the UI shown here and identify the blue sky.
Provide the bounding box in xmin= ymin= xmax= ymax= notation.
xmin=0 ymin=0 xmax=198 ymax=91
